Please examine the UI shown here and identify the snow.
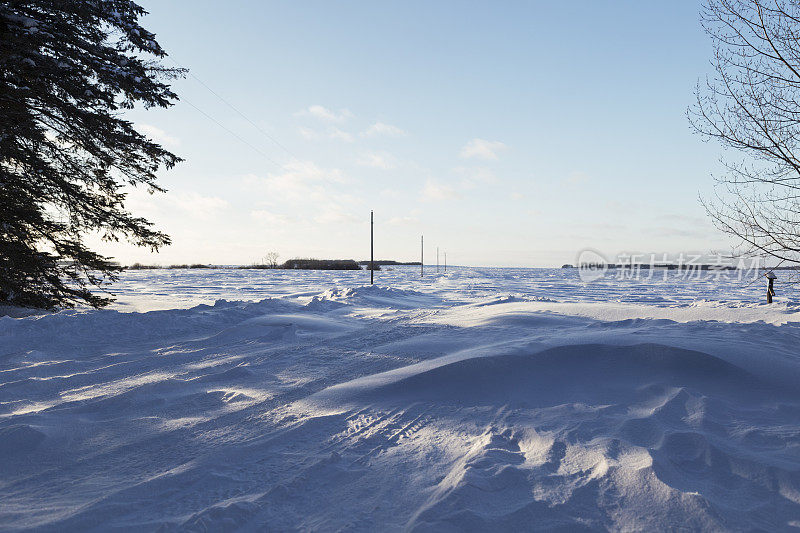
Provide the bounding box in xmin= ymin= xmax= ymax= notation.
xmin=1 ymin=266 xmax=799 ymax=531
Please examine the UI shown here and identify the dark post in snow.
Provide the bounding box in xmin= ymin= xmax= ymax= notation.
xmin=766 ymin=270 xmax=776 ymax=303
xmin=370 ymin=210 xmax=374 ymax=285
xmin=444 ymin=252 xmax=447 ymax=273
xmin=421 ymin=235 xmax=424 ymax=277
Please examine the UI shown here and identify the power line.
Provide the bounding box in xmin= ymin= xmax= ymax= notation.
xmin=180 ymin=96 xmax=283 ymax=170
xmin=170 ymin=57 xmax=299 ymax=161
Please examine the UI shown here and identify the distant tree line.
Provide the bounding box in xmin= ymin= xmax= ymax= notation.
xmin=357 ymin=260 xmax=422 ymax=266
xmin=126 ymin=258 xmax=396 ymax=271
xmin=127 ymin=263 xmax=214 ymax=270
xmin=240 ymin=258 xmax=366 ymax=270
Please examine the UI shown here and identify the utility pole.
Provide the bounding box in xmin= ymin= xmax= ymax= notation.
xmin=421 ymin=235 xmax=424 ymax=277
xmin=444 ymin=252 xmax=447 ymax=272
xmin=370 ymin=210 xmax=374 ymax=285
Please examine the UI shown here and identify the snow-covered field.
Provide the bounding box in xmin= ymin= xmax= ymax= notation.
xmin=1 ymin=266 xmax=799 ymax=531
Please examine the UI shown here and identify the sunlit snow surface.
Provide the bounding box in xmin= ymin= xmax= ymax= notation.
xmin=1 ymin=267 xmax=799 ymax=531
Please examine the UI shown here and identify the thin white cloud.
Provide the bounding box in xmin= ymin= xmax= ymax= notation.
xmin=138 ymin=123 xmax=180 ymax=147
xmin=459 ymin=138 xmax=506 ymax=160
xmin=297 ymin=126 xmax=319 ymax=140
xmin=653 ymin=213 xmax=708 ymax=225
xmin=361 ymin=122 xmax=407 ymax=138
xmin=652 ymin=227 xmax=713 ymax=238
xmin=250 ymin=210 xmax=291 ymax=226
xmin=388 ymin=215 xmax=418 ymax=225
xmin=563 ymin=171 xmax=589 ymax=187
xmin=315 ymin=208 xmax=359 ymax=224
xmin=296 ymin=104 xmax=353 ymax=122
xmin=171 ymin=192 xmax=229 ymax=214
xmin=125 ymin=190 xmax=228 ymax=220
xmin=330 ymin=128 xmax=354 ymax=142
xmin=453 ymin=166 xmax=497 ymax=189
xmin=297 ymin=126 xmax=354 ymax=142
xmin=243 ymin=161 xmax=349 ymax=200
xmin=421 ymin=180 xmax=460 ymax=202
xmin=356 ymin=152 xmax=395 ymax=169
xmin=242 ymin=161 xmax=360 ymax=226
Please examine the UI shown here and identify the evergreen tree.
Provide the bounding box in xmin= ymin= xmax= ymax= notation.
xmin=0 ymin=0 xmax=183 ymax=308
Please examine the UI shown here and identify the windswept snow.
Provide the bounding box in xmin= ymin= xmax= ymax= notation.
xmin=1 ymin=267 xmax=799 ymax=531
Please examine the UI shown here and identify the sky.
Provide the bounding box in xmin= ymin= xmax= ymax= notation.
xmin=92 ymin=1 xmax=733 ymax=267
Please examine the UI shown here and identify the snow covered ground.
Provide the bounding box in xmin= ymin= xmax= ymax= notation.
xmin=1 ymin=266 xmax=799 ymax=531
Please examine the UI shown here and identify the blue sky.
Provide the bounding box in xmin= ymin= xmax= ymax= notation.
xmin=94 ymin=1 xmax=732 ymax=267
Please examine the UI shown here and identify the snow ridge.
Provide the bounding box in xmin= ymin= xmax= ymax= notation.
xmin=1 ymin=270 xmax=799 ymax=531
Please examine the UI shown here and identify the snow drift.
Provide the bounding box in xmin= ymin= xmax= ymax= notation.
xmin=1 ymin=267 xmax=799 ymax=531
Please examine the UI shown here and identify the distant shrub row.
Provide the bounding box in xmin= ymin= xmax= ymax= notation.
xmin=127 ymin=263 xmax=216 ymax=270
xmin=241 ymin=258 xmax=364 ymax=270
xmin=356 ymin=260 xmax=421 ymax=266
xmin=126 ymin=259 xmax=395 ymax=271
